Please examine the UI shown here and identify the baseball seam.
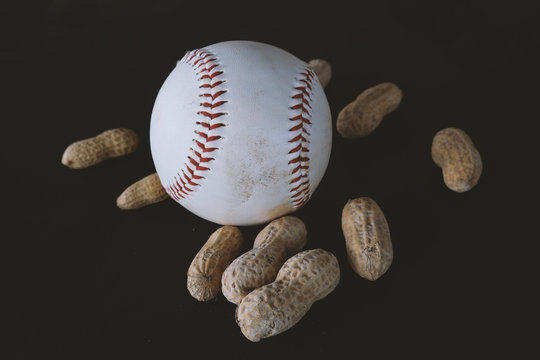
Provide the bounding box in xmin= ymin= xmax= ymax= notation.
xmin=166 ymin=49 xmax=227 ymax=201
xmin=288 ymin=67 xmax=315 ymax=208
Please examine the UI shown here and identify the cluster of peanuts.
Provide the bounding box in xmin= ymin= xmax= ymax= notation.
xmin=186 ymin=203 xmax=395 ymax=341
xmin=61 ymin=58 xmax=482 ymax=342
xmin=187 ymin=216 xmax=340 ymax=341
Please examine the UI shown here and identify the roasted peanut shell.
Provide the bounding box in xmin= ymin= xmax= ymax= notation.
xmin=187 ymin=226 xmax=244 ymax=301
xmin=236 ymin=248 xmax=340 ymax=342
xmin=61 ymin=128 xmax=139 ymax=169
xmin=342 ymin=197 xmax=393 ymax=280
xmin=431 ymin=127 xmax=482 ymax=192
xmin=221 ymin=216 xmax=307 ymax=305
xmin=116 ymin=173 xmax=168 ymax=210
xmin=336 ymin=82 xmax=402 ymax=138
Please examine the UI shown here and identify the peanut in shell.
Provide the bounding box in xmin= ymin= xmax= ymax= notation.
xmin=337 ymin=82 xmax=402 ymax=138
xmin=187 ymin=226 xmax=244 ymax=301
xmin=431 ymin=127 xmax=482 ymax=193
xmin=116 ymin=173 xmax=168 ymax=210
xmin=221 ymin=216 xmax=307 ymax=305
xmin=61 ymin=128 xmax=139 ymax=169
xmin=341 ymin=197 xmax=393 ymax=281
xmin=236 ymin=248 xmax=340 ymax=342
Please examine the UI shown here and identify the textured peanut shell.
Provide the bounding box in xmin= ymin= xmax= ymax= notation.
xmin=308 ymin=59 xmax=332 ymax=88
xmin=336 ymin=82 xmax=402 ymax=139
xmin=221 ymin=216 xmax=307 ymax=305
xmin=342 ymin=197 xmax=393 ymax=281
xmin=236 ymin=248 xmax=340 ymax=342
xmin=116 ymin=173 xmax=168 ymax=210
xmin=61 ymin=128 xmax=139 ymax=169
xmin=187 ymin=226 xmax=244 ymax=301
xmin=431 ymin=127 xmax=482 ymax=193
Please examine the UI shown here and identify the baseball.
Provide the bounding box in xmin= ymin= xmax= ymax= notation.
xmin=150 ymin=41 xmax=332 ymax=225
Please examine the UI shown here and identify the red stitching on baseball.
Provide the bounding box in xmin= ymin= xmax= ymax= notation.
xmin=197 ymin=112 xmax=227 ymax=120
xmin=199 ymin=71 xmax=223 ymax=80
xmin=288 ymin=156 xmax=309 ymax=164
xmin=201 ymin=100 xmax=227 ymax=108
xmin=200 ymin=81 xmax=225 ymax=88
xmin=289 ymin=134 xmax=307 ymax=143
xmin=291 ymin=164 xmax=309 ymax=174
xmin=288 ymin=67 xmax=315 ymax=208
xmin=165 ymin=49 xmax=227 ymax=201
xmin=196 ymin=132 xmax=222 ymax=142
xmin=200 ymin=63 xmax=219 ymax=72
xmin=201 ymin=90 xmax=227 ymax=100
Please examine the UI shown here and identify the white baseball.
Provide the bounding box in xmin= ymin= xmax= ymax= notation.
xmin=150 ymin=41 xmax=332 ymax=225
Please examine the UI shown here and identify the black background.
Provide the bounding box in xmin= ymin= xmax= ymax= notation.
xmin=5 ymin=1 xmax=538 ymax=358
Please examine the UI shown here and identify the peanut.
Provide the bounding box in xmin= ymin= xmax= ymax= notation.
xmin=336 ymin=82 xmax=402 ymax=138
xmin=342 ymin=197 xmax=393 ymax=281
xmin=61 ymin=128 xmax=139 ymax=169
xmin=116 ymin=173 xmax=168 ymax=210
xmin=221 ymin=216 xmax=307 ymax=305
xmin=236 ymin=248 xmax=340 ymax=342
xmin=431 ymin=127 xmax=482 ymax=193
xmin=187 ymin=226 xmax=244 ymax=301
xmin=308 ymin=58 xmax=332 ymax=88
